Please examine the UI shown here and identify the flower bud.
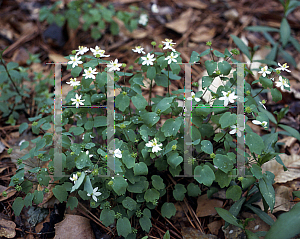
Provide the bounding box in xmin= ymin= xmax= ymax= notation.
xmin=245 ymin=106 xmax=252 ymax=113
xmin=206 ymin=41 xmax=212 ymax=46
xmin=2 ymin=191 xmax=7 ymax=197
xmin=158 ymin=44 xmax=163 ymax=49
xmin=192 ymin=82 xmax=199 ymax=87
xmin=172 ymin=145 xmax=177 ymax=151
xmin=7 ymin=148 xmax=12 ymax=154
xmin=72 ymin=50 xmax=77 ymax=55
xmin=32 ymin=122 xmax=38 ymax=126
xmin=122 ymin=63 xmax=126 ymax=68
xmin=210 ymin=153 xmax=216 ymax=159
xmin=151 ymin=41 xmax=157 ymax=46
xmin=108 ymin=180 xmax=113 ymax=186
xmin=122 ymin=91 xmax=127 ymax=96
xmin=246 ymin=90 xmax=251 ymax=95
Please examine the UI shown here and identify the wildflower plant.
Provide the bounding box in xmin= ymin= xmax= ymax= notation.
xmin=39 ymin=0 xmax=148 ymax=40
xmin=9 ymin=39 xmax=299 ymax=238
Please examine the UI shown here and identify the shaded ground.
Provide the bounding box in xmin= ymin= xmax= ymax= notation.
xmin=0 ymin=0 xmax=300 ymax=238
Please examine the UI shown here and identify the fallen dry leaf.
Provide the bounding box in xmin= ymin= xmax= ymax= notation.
xmin=48 ymin=53 xmax=68 ymax=64
xmin=0 ymin=186 xmax=16 ymax=202
xmin=54 ymin=214 xmax=95 ymax=239
xmin=181 ymin=227 xmax=218 ymax=239
xmin=0 ymin=219 xmax=16 ymax=238
xmin=272 ymin=185 xmax=294 ymax=213
xmin=261 ymin=154 xmax=300 ymax=183
xmin=165 ymin=8 xmax=193 ymax=34
xmin=196 ymin=194 xmax=223 ymax=217
xmin=242 ymin=211 xmax=271 ymax=238
xmin=191 ymin=27 xmax=216 ymax=43
xmin=179 ymin=0 xmax=207 ymax=9
xmin=207 ymin=220 xmax=222 ymax=235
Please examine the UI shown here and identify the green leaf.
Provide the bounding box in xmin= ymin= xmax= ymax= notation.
xmin=259 ymin=76 xmax=273 ymax=89
xmin=12 ymin=197 xmax=24 ymax=216
xmin=112 ymin=177 xmax=128 ymax=195
xmin=230 ymin=34 xmax=251 ymax=60
xmin=215 ymin=169 xmax=232 ymax=188
xmin=19 ymin=123 xmax=28 ymax=134
xmin=71 ymin=172 xmax=85 ymax=192
xmin=94 ymin=116 xmax=107 ymax=127
xmin=52 ymin=185 xmax=68 ymax=203
xmin=167 ymin=152 xmax=183 ymax=169
xmin=122 ymin=197 xmax=137 ymax=210
xmin=251 ymin=164 xmax=263 ymax=179
xmin=155 ymin=97 xmax=173 ymax=113
xmin=266 ymin=44 xmax=278 ymax=61
xmin=100 ymin=209 xmax=115 ymax=227
xmin=33 ymin=190 xmax=43 ymax=204
xmin=279 ymin=47 xmax=296 ymax=67
xmin=147 ymin=66 xmax=156 ymax=80
xmin=161 ymin=202 xmax=176 ymax=219
xmin=71 ymin=66 xmax=82 ymax=77
xmin=161 ymin=117 xmax=181 ymax=137
xmin=265 ymin=203 xmax=300 ymax=239
xmin=245 ymin=132 xmax=265 ymax=155
xmin=24 ymin=193 xmax=34 ymax=207
xmin=224 ymin=197 xmax=246 ymax=229
xmin=226 ymin=185 xmax=242 ymax=201
xmin=151 ymin=175 xmax=165 ymax=190
xmin=173 ymin=184 xmax=187 ymax=201
xmin=194 ymin=165 xmax=215 ymax=186
xmin=271 ymin=88 xmax=282 ymax=102
xmin=134 ymin=162 xmax=148 ymax=176
xmin=69 ymin=126 xmax=84 ymax=136
xmin=214 ymin=154 xmax=233 ymax=173
xmin=289 ymin=36 xmax=300 ymax=53
xmin=123 ymin=151 xmax=135 ymax=169
xmin=66 ymin=196 xmax=78 ymax=210
xmin=215 ymin=207 xmax=243 ymax=228
xmin=7 ymin=62 xmax=18 ymax=71
xmin=141 ymin=112 xmax=160 ymax=127
xmin=218 ymin=61 xmax=231 ymax=75
xmin=219 ymin=112 xmax=236 ymax=129
xmin=144 ymin=188 xmax=160 ymax=203
xmin=189 ymin=51 xmax=200 ymax=63
xmin=213 ymin=50 xmax=225 ymax=57
xmin=132 ymin=94 xmax=148 ymax=110
xmin=280 ymin=18 xmax=291 ymax=47
xmin=115 ymin=93 xmax=130 ymax=112
xmin=205 ymin=60 xmax=218 ymax=75
xmin=139 ymin=216 xmax=152 ymax=232
xmin=117 ymin=217 xmax=131 ymax=238
xmin=259 ymin=176 xmax=275 ymax=212
xmin=187 ymin=183 xmax=201 ymax=197
xmin=245 ymin=229 xmax=260 ymax=239
xmin=20 ymin=141 xmax=29 ymax=151
xmin=199 ymin=49 xmax=211 ymax=57
xmin=75 ymin=151 xmax=92 ymax=169
xmin=245 ymin=204 xmax=274 ymax=226
xmin=201 ymin=140 xmax=213 ymax=154
xmin=202 ymin=76 xmax=213 ymax=88
xmin=278 ymin=124 xmax=300 ymax=141
xmin=245 ymin=26 xmax=280 ymax=32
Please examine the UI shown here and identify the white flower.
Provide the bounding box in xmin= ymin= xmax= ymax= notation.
xmin=275 ymin=76 xmax=289 ymax=91
xmin=82 ymin=134 xmax=94 ymax=140
xmin=151 ymin=3 xmax=159 ymax=13
xmin=141 ymin=53 xmax=156 ymax=66
xmin=114 ymin=148 xmax=122 ymax=158
xmin=138 ymin=14 xmax=148 ymax=26
xmin=107 ymin=59 xmax=122 ymax=72
xmin=66 ymin=78 xmax=80 ymax=87
xmin=258 ymin=66 xmax=271 ymax=77
xmin=270 ymin=77 xmax=275 ymax=81
xmin=75 ymin=46 xmax=89 ymax=55
xmin=69 ymin=174 xmax=78 ymax=184
xmin=71 ymin=93 xmax=85 ymax=108
xmin=87 ymin=187 xmax=102 ymax=202
xmin=83 ymin=67 xmax=98 ymax=79
xmin=146 ymin=138 xmax=163 ymax=153
xmin=165 ymin=52 xmax=178 ymax=64
xmin=68 ymin=55 xmax=83 ymax=68
xmin=132 ymin=46 xmax=145 ymax=54
xmin=81 ymin=150 xmax=93 ymax=158
xmin=162 ymin=39 xmax=176 ymax=52
xmin=90 ymin=46 xmax=110 ymax=58
xmin=219 ymin=91 xmax=238 ymax=107
xmin=229 ymin=124 xmax=245 ymax=137
xmin=275 ymin=62 xmax=291 ymax=72
xmin=187 ymin=92 xmax=200 ymax=102
xmin=252 ymin=120 xmax=268 ymax=128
